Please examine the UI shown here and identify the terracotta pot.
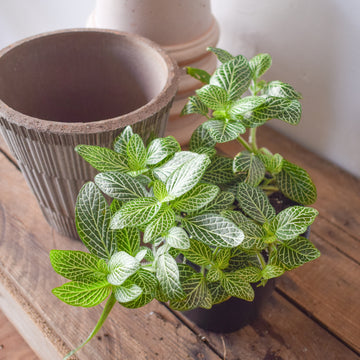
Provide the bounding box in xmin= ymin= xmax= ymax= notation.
xmin=0 ymin=29 xmax=178 ymax=239
xmin=87 ymin=0 xmax=220 ymax=144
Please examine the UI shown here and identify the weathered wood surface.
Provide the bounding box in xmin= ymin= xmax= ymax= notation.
xmin=1 ymin=125 xmax=360 ymax=359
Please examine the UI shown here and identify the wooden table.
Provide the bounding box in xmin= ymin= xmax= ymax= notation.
xmin=1 ymin=126 xmax=359 ymax=360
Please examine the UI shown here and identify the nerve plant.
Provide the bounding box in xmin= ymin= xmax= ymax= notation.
xmin=50 ymin=47 xmax=320 ymax=358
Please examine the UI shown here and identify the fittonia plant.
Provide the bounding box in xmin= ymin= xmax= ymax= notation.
xmin=50 ymin=48 xmax=320 ymax=358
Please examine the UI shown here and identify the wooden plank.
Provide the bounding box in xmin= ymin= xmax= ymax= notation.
xmin=0 ymin=310 xmax=38 ymax=360
xmin=175 ymin=292 xmax=358 ymax=360
xmin=277 ymin=232 xmax=360 ymax=353
xmin=217 ymin=126 xmax=360 ymax=242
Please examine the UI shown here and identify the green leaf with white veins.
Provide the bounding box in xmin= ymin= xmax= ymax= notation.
xmin=210 ymin=55 xmax=252 ymax=100
xmin=181 ymin=96 xmax=209 ymax=117
xmin=166 ymin=154 xmax=210 ymax=198
xmin=203 ymin=119 xmax=246 ymax=143
xmin=107 ymin=251 xmax=140 ymax=286
xmin=249 ymin=53 xmax=272 ymax=79
xmin=130 ymin=269 xmax=158 ymax=294
xmin=115 ymin=227 xmax=140 ymax=256
xmin=237 ymin=183 xmax=275 ymax=224
xmin=214 ymin=248 xmax=231 ymax=269
xmin=153 ymin=151 xmax=198 ymax=183
xmin=143 ymin=206 xmax=175 ymax=243
xmin=113 ymin=126 xmax=134 ymax=156
xmin=153 ymin=181 xmax=172 ymax=202
xmin=207 ymin=47 xmax=234 ymax=63
xmin=277 ymin=99 xmax=302 ymax=125
xmin=201 ymin=192 xmax=235 ymax=213
xmin=170 ymin=273 xmax=212 ymax=311
xmin=264 ymin=81 xmax=302 ymax=100
xmin=278 ymin=236 xmax=320 ymax=269
xmin=156 ymin=253 xmax=185 ymax=300
xmin=271 ymin=206 xmax=318 ymax=241
xmin=196 ymin=85 xmax=230 ymax=111
xmin=221 ymin=273 xmax=254 ymax=301
xmin=182 ymin=214 xmax=244 ymax=248
xmin=52 ymin=280 xmax=111 ymax=308
xmin=95 ymin=172 xmax=147 ymax=202
xmin=50 ymin=250 xmax=107 ymax=282
xmin=233 ymin=151 xmax=266 ymax=187
xmin=146 ymin=137 xmax=181 ymax=166
xmin=229 ymin=96 xmax=266 ymax=120
xmin=164 ymin=227 xmax=190 ymax=250
xmin=186 ymin=67 xmax=211 ymax=84
xmin=173 ymin=183 xmax=219 ymax=213
xmin=236 ymin=267 xmax=262 ymax=282
xmin=262 ymin=265 xmax=285 ymax=280
xmin=76 ymin=182 xmax=116 ymax=260
xmin=127 ymin=134 xmax=147 ymax=171
xmin=181 ymin=238 xmax=213 ymax=266
xmin=121 ymin=293 xmax=153 ymax=309
xmin=111 ymin=197 xmax=162 ymax=229
xmin=202 ymin=156 xmax=235 ymax=185
xmin=75 ymin=145 xmax=129 ymax=172
xmin=114 ymin=280 xmax=143 ymax=303
xmin=276 ymin=160 xmax=317 ymax=205
xmin=189 ymin=124 xmax=216 ymax=151
xmin=208 ymin=282 xmax=229 ymax=304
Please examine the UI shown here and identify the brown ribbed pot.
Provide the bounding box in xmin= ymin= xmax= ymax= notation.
xmin=0 ymin=29 xmax=178 ymax=239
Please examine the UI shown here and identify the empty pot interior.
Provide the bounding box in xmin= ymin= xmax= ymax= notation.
xmin=0 ymin=31 xmax=168 ymax=123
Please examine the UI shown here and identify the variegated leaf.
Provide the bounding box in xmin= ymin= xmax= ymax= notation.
xmin=262 ymin=265 xmax=285 ymax=280
xmin=277 ymin=99 xmax=302 ymax=125
xmin=95 ymin=172 xmax=147 ymax=201
xmin=75 ymin=145 xmax=129 ymax=172
xmin=271 ymin=206 xmax=318 ymax=240
xmin=208 ymin=282 xmax=230 ymax=304
xmin=202 ymin=156 xmax=235 ymax=184
xmin=275 ymin=160 xmax=317 ymax=205
xmin=130 ymin=269 xmax=158 ymax=294
xmin=173 ymin=183 xmax=219 ymax=213
xmin=110 ymin=198 xmax=162 ymax=229
xmin=156 ymin=253 xmax=185 ymax=300
xmin=166 ymin=154 xmax=210 ymax=198
xmin=203 ymin=119 xmax=246 ymax=143
xmin=213 ymin=248 xmax=231 ymax=270
xmin=153 ymin=180 xmax=171 ymax=202
xmin=189 ymin=124 xmax=216 ymax=151
xmin=249 ymin=53 xmax=272 ymax=79
xmin=114 ymin=227 xmax=140 ymax=256
xmin=207 ymin=47 xmax=234 ymax=63
xmin=181 ymin=238 xmax=213 ymax=266
xmin=236 ymin=267 xmax=262 ymax=282
xmin=237 ymin=183 xmax=275 ymax=224
xmin=113 ymin=126 xmax=134 ymax=155
xmin=107 ymin=251 xmax=140 ymax=286
xmin=221 ymin=273 xmax=254 ymax=301
xmin=264 ymin=81 xmax=302 ymax=100
xmin=233 ymin=151 xmax=266 ymax=186
xmin=164 ymin=227 xmax=190 ymax=250
xmin=196 ymin=85 xmax=230 ymax=110
xmin=114 ymin=281 xmax=143 ymax=303
xmin=146 ymin=136 xmax=181 ymax=165
xmin=120 ymin=292 xmax=154 ymax=309
xmin=182 ymin=214 xmax=244 ymax=248
xmin=257 ymin=152 xmax=283 ymax=174
xmin=127 ymin=134 xmax=147 ymax=171
xmin=229 ymin=96 xmax=266 ymax=120
xmin=186 ymin=67 xmax=211 ymax=84
xmin=278 ymin=236 xmax=320 ymax=269
xmin=75 ymin=182 xmax=116 ymax=260
xmin=143 ymin=207 xmax=175 ymax=243
xmin=52 ymin=280 xmax=111 ymax=308
xmin=201 ymin=192 xmax=235 ymax=213
xmin=210 ymin=55 xmax=252 ymax=100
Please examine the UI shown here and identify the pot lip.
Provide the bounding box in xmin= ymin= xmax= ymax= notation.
xmin=0 ymin=28 xmax=179 ymax=135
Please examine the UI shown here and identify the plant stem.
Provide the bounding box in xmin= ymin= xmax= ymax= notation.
xmin=257 ymin=252 xmax=266 ymax=270
xmin=63 ymin=293 xmax=117 ymax=360
xmin=237 ymin=136 xmax=252 ymax=152
xmin=249 ymin=128 xmax=258 ymax=152
xmin=261 ymin=185 xmax=279 ymax=192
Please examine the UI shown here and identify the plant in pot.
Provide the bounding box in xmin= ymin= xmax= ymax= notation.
xmin=50 ymin=47 xmax=320 ymax=358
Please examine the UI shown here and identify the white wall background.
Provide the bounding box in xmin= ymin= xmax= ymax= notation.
xmin=0 ymin=0 xmax=359 ymax=177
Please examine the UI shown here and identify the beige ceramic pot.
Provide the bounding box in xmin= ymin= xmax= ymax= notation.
xmin=0 ymin=28 xmax=178 ymax=239
xmin=87 ymin=0 xmax=219 ymax=144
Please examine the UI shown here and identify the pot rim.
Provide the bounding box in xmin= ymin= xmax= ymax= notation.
xmin=0 ymin=28 xmax=179 ymax=135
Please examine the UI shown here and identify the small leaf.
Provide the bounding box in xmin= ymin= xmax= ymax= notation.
xmin=210 ymin=55 xmax=252 ymax=100
xmin=75 ymin=182 xmax=116 ymax=260
xmin=113 ymin=126 xmax=134 ymax=155
xmin=107 ymin=251 xmax=140 ymax=286
xmin=276 ymin=160 xmax=317 ymax=205
xmin=202 ymin=156 xmax=235 ymax=184
xmin=181 ymin=238 xmax=213 ymax=266
xmin=271 ymin=206 xmax=318 ymax=240
xmin=278 ymin=236 xmax=320 ymax=268
xmin=166 ymin=153 xmax=210 ymax=198
xmin=229 ymin=96 xmax=266 ymax=120
xmin=186 ymin=67 xmax=211 ymax=84
xmin=207 ymin=47 xmax=234 ymax=63
xmin=164 ymin=227 xmax=190 ymax=250
xmin=237 ymin=183 xmax=275 ymax=224
xmin=130 ymin=269 xmax=158 ymax=294
xmin=203 ymin=119 xmax=246 ymax=143
xmin=189 ymin=124 xmax=216 ymax=151
xmin=236 ymin=267 xmax=262 ymax=282
xmin=114 ymin=281 xmax=143 ymax=303
xmin=143 ymin=207 xmax=175 ymax=243
xmin=52 ymin=280 xmax=111 ymax=307
xmin=249 ymin=53 xmax=272 ymax=79
xmin=221 ymin=273 xmax=254 ymax=301
xmin=156 ymin=253 xmax=185 ymax=300
xmin=262 ymin=265 xmax=285 ymax=280
xmin=257 ymin=152 xmax=283 ymax=174
xmin=196 ymin=85 xmax=230 ymax=111
xmin=201 ymin=192 xmax=235 ymax=213
xmin=146 ymin=137 xmax=181 ymax=165
xmin=75 ymin=145 xmax=129 ymax=172
xmin=277 ymin=99 xmax=302 ymax=125
xmin=208 ymin=282 xmax=230 ymax=304
xmin=121 ymin=293 xmax=154 ymax=309
xmin=95 ymin=172 xmax=147 ymax=201
xmin=153 ymin=181 xmax=170 ymax=202
xmin=233 ymin=151 xmax=266 ymax=187
xmin=214 ymin=248 xmax=231 ymax=270
xmin=182 ymin=214 xmax=244 ymax=248
xmin=50 ymin=250 xmax=106 ymax=282
xmin=207 ymin=268 xmax=223 ymax=282
xmin=127 ymin=134 xmax=147 ymax=171
xmin=173 ymin=183 xmax=220 ymax=213
xmin=111 ymin=198 xmax=162 ymax=229
xmin=115 ymin=227 xmax=140 ymax=256
xmin=264 ymin=81 xmax=302 ymax=100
